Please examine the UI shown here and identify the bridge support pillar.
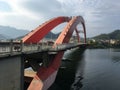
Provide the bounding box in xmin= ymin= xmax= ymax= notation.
xmin=0 ymin=55 xmax=24 ymax=90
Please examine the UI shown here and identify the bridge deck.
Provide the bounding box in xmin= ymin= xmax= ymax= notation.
xmin=0 ymin=42 xmax=87 ymax=57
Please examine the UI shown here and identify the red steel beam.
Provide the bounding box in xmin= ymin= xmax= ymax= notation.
xmin=54 ymin=16 xmax=86 ymax=46
xmin=75 ymin=28 xmax=80 ymax=42
xmin=25 ymin=16 xmax=86 ymax=90
xmin=22 ymin=16 xmax=70 ymax=44
xmin=28 ymin=51 xmax=64 ymax=90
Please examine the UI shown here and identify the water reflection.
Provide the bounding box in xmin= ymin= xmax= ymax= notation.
xmin=110 ymin=49 xmax=120 ymax=63
xmin=49 ymin=48 xmax=120 ymax=90
xmin=71 ymin=76 xmax=83 ymax=90
xmin=49 ymin=48 xmax=86 ymax=90
xmin=80 ymin=49 xmax=120 ymax=90
xmin=112 ymin=56 xmax=120 ymax=63
xmin=71 ymin=49 xmax=86 ymax=90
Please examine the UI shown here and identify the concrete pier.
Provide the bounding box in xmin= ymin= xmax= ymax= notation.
xmin=0 ymin=55 xmax=24 ymax=90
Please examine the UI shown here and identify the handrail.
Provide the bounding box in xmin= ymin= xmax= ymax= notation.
xmin=0 ymin=40 xmax=86 ymax=55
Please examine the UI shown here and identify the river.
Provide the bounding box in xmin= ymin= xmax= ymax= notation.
xmin=49 ymin=48 xmax=120 ymax=90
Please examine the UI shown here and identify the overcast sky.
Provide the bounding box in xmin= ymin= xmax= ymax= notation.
xmin=0 ymin=0 xmax=120 ymax=37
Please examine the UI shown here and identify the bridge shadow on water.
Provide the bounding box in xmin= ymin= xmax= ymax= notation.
xmin=49 ymin=47 xmax=86 ymax=90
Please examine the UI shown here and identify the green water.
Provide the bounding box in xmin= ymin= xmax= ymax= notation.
xmin=49 ymin=48 xmax=120 ymax=90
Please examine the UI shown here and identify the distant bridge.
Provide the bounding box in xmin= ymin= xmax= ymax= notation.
xmin=0 ymin=16 xmax=87 ymax=90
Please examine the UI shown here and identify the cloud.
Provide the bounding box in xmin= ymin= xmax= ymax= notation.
xmin=21 ymin=0 xmax=61 ymax=18
xmin=0 ymin=0 xmax=45 ymax=30
xmin=0 ymin=0 xmax=120 ymax=37
xmin=0 ymin=1 xmax=12 ymax=12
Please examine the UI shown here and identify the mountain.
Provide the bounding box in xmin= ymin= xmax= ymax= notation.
xmin=45 ymin=32 xmax=59 ymax=39
xmin=0 ymin=34 xmax=7 ymax=40
xmin=0 ymin=25 xmax=61 ymax=40
xmin=16 ymin=32 xmax=60 ymax=40
xmin=109 ymin=30 xmax=120 ymax=39
xmin=0 ymin=25 xmax=29 ymax=39
xmin=93 ymin=30 xmax=120 ymax=40
xmin=47 ymin=32 xmax=61 ymax=39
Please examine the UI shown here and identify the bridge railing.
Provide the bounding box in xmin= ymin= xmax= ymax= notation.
xmin=0 ymin=40 xmax=53 ymax=54
xmin=50 ymin=43 xmax=77 ymax=51
xmin=0 ymin=40 xmax=84 ymax=55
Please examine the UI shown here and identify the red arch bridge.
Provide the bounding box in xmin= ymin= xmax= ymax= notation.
xmin=0 ymin=16 xmax=87 ymax=90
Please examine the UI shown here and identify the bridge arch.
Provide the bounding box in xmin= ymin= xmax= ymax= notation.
xmin=54 ymin=16 xmax=86 ymax=47
xmin=22 ymin=16 xmax=86 ymax=45
xmin=22 ymin=16 xmax=71 ymax=43
xmin=23 ymin=16 xmax=86 ymax=90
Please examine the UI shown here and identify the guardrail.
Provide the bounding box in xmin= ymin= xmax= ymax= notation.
xmin=0 ymin=40 xmax=52 ymax=54
xmin=0 ymin=40 xmax=85 ymax=55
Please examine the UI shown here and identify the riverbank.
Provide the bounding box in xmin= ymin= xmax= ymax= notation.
xmin=87 ymin=44 xmax=120 ymax=49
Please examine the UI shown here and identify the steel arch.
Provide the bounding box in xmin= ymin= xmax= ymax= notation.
xmin=23 ymin=16 xmax=86 ymax=90
xmin=22 ymin=16 xmax=71 ymax=43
